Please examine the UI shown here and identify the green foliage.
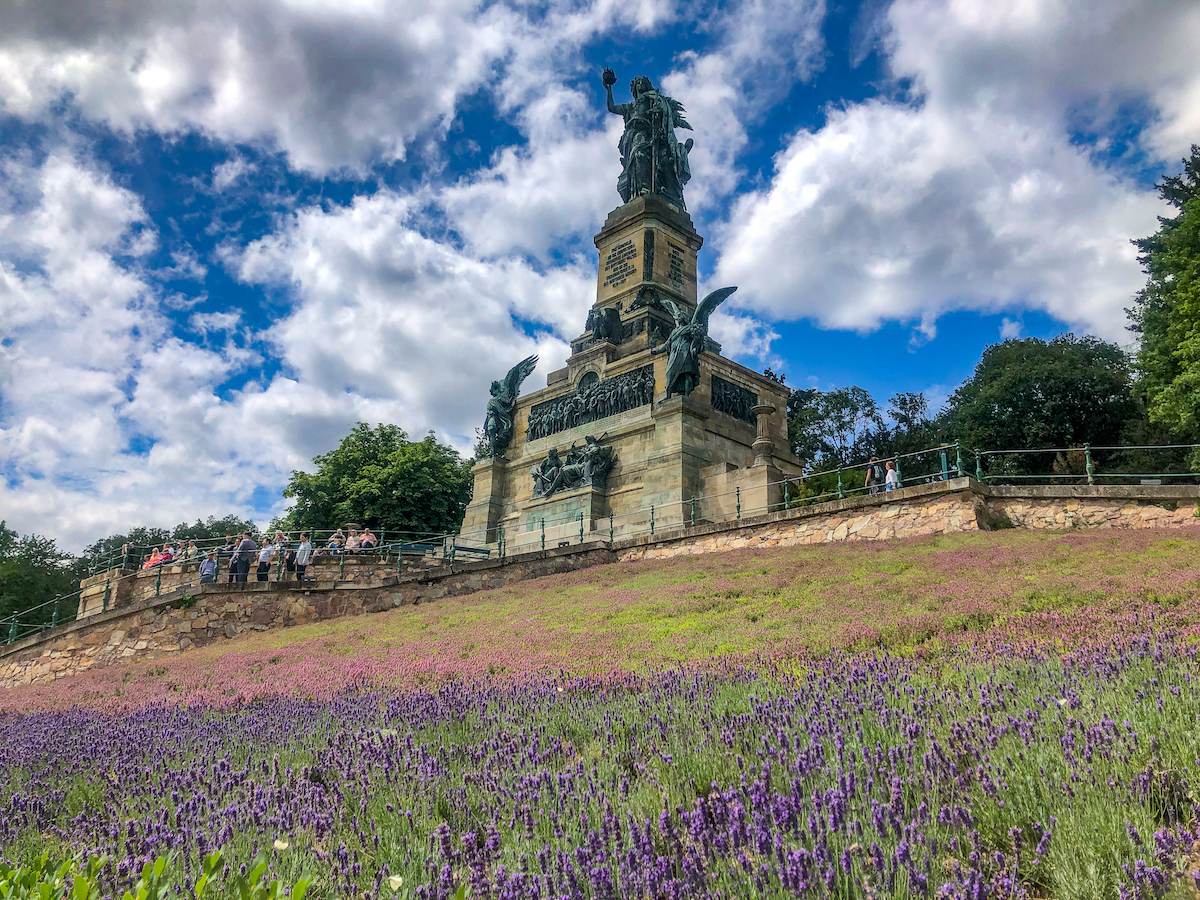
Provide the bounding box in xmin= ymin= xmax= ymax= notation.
xmin=80 ymin=515 xmax=258 ymax=569
xmin=279 ymin=422 xmax=472 ymax=537
xmin=943 ymin=334 xmax=1139 ymax=470
xmin=0 ymin=853 xmax=102 ymax=899
xmin=0 ymin=522 xmax=78 ymax=624
xmin=0 ymin=851 xmax=310 ymax=900
xmin=786 ymin=386 xmax=884 ymax=467
xmin=1128 ymin=145 xmax=1200 ymax=446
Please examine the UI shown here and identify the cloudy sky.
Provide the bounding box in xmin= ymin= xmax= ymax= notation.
xmin=1 ymin=0 xmax=1197 ymax=549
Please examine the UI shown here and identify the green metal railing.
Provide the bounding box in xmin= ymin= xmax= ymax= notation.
xmin=5 ymin=441 xmax=1199 ymax=647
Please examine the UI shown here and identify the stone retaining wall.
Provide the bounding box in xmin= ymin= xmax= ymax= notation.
xmin=1 ymin=545 xmax=613 ymax=688
xmin=3 ymin=480 xmax=1197 ymax=689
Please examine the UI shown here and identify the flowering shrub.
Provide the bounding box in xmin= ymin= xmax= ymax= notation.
xmin=4 ymin=529 xmax=1200 ymax=714
xmin=3 ymin=636 xmax=1200 ymax=899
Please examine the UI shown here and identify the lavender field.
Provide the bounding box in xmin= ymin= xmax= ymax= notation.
xmin=3 ymin=530 xmax=1200 ymax=898
xmin=3 ymin=638 xmax=1200 ymax=898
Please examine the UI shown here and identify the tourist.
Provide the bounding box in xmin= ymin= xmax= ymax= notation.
xmin=345 ymin=530 xmax=361 ymax=552
xmin=235 ymin=533 xmax=256 ymax=583
xmin=865 ymin=457 xmax=886 ymax=495
xmin=256 ymin=540 xmax=276 ymax=581
xmin=142 ymin=547 xmax=164 ymax=570
xmin=885 ymin=460 xmax=899 ymax=491
xmin=295 ymin=534 xmax=313 ymax=581
xmin=198 ymin=551 xmax=217 ymax=584
xmin=282 ymin=541 xmax=296 ymax=579
xmin=360 ymin=528 xmax=377 ymax=550
xmin=184 ymin=540 xmax=199 ymax=559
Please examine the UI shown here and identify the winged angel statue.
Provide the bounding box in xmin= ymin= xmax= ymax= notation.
xmin=482 ymin=354 xmax=538 ymax=458
xmin=603 ymin=68 xmax=694 ymax=209
xmin=651 ymin=287 xmax=737 ymax=400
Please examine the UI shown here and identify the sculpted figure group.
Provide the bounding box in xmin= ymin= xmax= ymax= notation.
xmin=531 ymin=435 xmax=617 ymax=499
xmin=526 ymin=366 xmax=654 ymax=441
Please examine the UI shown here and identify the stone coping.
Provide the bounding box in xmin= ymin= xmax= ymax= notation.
xmin=608 ymin=477 xmax=1200 ymax=551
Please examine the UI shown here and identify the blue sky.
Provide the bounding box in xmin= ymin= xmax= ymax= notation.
xmin=1 ymin=0 xmax=1197 ymax=549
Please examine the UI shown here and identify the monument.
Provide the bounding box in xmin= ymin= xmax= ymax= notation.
xmin=460 ymin=68 xmax=800 ymax=549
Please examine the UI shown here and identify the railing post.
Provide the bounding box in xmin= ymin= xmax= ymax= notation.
xmin=276 ymin=547 xmax=283 ymax=581
xmin=783 ymin=479 xmax=789 ymax=510
xmin=895 ymin=457 xmax=903 ymax=489
xmin=609 ymin=515 xmax=614 ymax=543
xmin=690 ymin=497 xmax=696 ymax=527
xmin=955 ymin=441 xmax=965 ymax=478
xmin=103 ymin=575 xmax=111 ymax=612
xmin=1085 ymin=443 xmax=1094 ymax=485
xmin=940 ymin=448 xmax=949 ymax=481
xmin=498 ymin=523 xmax=505 ymax=560
xmin=837 ymin=468 xmax=845 ymax=500
xmin=541 ymin=518 xmax=546 ymax=552
xmin=7 ymin=617 xmax=16 ymax=644
xmin=736 ymin=486 xmax=741 ymax=519
xmin=52 ymin=596 xmax=60 ymax=628
xmin=339 ymin=550 xmax=346 ymax=580
xmin=155 ymin=560 xmax=163 ymax=598
xmin=650 ymin=505 xmax=655 ymax=536
xmin=579 ymin=511 xmax=584 ymax=543
xmin=975 ymin=450 xmax=984 ymax=482
xmin=450 ymin=536 xmax=457 ymax=564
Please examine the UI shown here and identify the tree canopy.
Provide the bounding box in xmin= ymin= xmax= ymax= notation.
xmin=0 ymin=521 xmax=78 ymax=624
xmin=279 ymin=423 xmax=473 ymax=538
xmin=1128 ymin=145 xmax=1200 ymax=439
xmin=942 ymin=334 xmax=1139 ymax=466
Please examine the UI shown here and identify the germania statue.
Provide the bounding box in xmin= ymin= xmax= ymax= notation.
xmin=602 ymin=68 xmax=694 ymax=209
xmin=482 ymin=354 xmax=538 ymax=458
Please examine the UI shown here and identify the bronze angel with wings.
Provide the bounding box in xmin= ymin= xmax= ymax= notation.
xmin=651 ymin=287 xmax=737 ymax=400
xmin=482 ymin=354 xmax=538 ymax=458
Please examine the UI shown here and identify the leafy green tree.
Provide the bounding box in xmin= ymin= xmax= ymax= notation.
xmin=1128 ymin=145 xmax=1200 ymax=442
xmin=787 ymin=386 xmax=883 ymax=468
xmin=0 ymin=521 xmax=79 ymax=624
xmin=279 ymin=423 xmax=473 ymax=537
xmin=78 ymin=515 xmax=258 ymax=572
xmin=944 ymin=334 xmax=1139 ymax=472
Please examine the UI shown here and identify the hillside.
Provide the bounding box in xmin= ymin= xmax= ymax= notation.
xmin=4 ymin=526 xmax=1198 ymax=712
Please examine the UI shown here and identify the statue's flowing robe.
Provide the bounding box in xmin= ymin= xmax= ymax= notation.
xmin=663 ymin=323 xmax=701 ymax=395
xmin=484 ymin=395 xmax=513 ymax=450
xmin=617 ymin=90 xmax=687 ymax=206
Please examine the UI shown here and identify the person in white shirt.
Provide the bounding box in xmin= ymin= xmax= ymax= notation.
xmin=295 ymin=535 xmax=314 ymax=581
xmin=885 ymin=459 xmax=900 ymax=491
xmin=256 ymin=541 xmax=276 ymax=581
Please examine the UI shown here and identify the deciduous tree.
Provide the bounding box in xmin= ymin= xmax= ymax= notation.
xmin=279 ymin=423 xmax=472 ymax=538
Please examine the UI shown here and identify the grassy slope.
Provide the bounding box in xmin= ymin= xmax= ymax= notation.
xmin=4 ymin=527 xmax=1200 ymax=711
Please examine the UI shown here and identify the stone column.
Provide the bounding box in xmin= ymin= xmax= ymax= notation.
xmin=751 ymin=403 xmax=777 ymax=468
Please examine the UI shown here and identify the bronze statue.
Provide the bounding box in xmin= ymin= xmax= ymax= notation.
xmin=602 ymin=68 xmax=693 ymax=209
xmin=652 ymin=287 xmax=737 ymax=399
xmin=482 ymin=354 xmax=538 ymax=457
xmin=530 ymin=435 xmax=617 ymax=499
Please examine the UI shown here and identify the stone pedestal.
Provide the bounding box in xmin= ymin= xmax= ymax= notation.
xmin=463 ymin=195 xmax=801 ymax=546
xmin=460 ymin=457 xmax=509 ymax=545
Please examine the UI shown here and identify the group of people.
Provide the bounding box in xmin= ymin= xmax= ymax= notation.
xmin=321 ymin=528 xmax=378 ymax=554
xmin=211 ymin=532 xmax=316 ymax=584
xmin=139 ymin=540 xmax=201 ymax=569
xmin=864 ymin=457 xmax=900 ymax=494
xmin=130 ymin=527 xmax=384 ymax=586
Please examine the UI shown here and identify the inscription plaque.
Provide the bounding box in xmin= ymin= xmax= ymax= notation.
xmin=602 ymin=239 xmax=638 ymax=289
xmin=667 ymin=241 xmax=686 ymax=289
